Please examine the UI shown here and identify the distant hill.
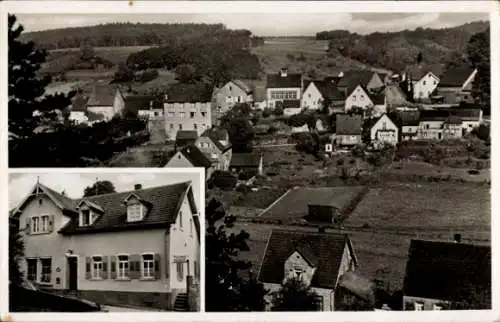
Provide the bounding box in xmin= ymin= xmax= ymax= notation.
xmin=316 ymin=21 xmax=489 ymax=74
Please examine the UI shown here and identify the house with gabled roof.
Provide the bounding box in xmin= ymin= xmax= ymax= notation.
xmin=195 ymin=129 xmax=232 ymax=171
xmin=175 ymin=130 xmax=199 ymax=151
xmin=266 ymin=68 xmax=303 ymax=110
xmin=402 ymin=65 xmax=440 ymax=101
xmin=389 ymin=110 xmax=420 ymax=141
xmin=403 ymin=237 xmax=491 ymax=310
xmin=336 ymin=114 xmax=363 ymax=147
xmin=86 ymin=84 xmax=125 ymax=121
xmin=344 ymin=84 xmax=385 ymax=116
xmin=336 ymin=70 xmax=384 ymax=95
xmin=165 ymin=144 xmax=214 ymax=180
xmin=212 ymin=80 xmax=253 ymax=119
xmin=369 ymin=113 xmax=399 ymax=148
xmin=301 ymin=80 xmax=346 ymax=114
xmin=124 ymin=95 xmax=164 ymax=119
xmin=10 ymin=180 xmax=200 ymax=311
xmin=437 ymin=67 xmax=477 ymax=104
xmin=258 ymin=228 xmax=358 ymax=311
xmin=163 ymin=83 xmax=213 ymax=140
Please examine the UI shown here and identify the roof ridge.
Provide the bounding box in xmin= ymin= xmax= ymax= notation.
xmin=80 ymin=181 xmax=192 ymax=201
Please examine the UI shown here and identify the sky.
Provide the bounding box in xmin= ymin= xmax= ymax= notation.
xmin=8 ymin=172 xmax=202 ymax=210
xmin=16 ymin=12 xmax=489 ymax=36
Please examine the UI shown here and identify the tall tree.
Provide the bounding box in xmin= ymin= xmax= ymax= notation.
xmin=8 ymin=14 xmax=73 ymax=139
xmin=226 ymin=118 xmax=255 ymax=153
xmin=83 ymin=180 xmax=116 ymax=197
xmin=467 ymin=28 xmax=490 ymax=113
xmin=9 ymin=218 xmax=25 ymax=285
xmin=271 ymin=277 xmax=320 ymax=311
xmin=416 ymin=52 xmax=423 ymax=65
xmin=205 ymin=198 xmax=267 ymax=311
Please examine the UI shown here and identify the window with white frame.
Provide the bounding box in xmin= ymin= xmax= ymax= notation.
xmin=414 ymin=302 xmax=423 ymax=311
xmin=180 ymin=112 xmax=185 ymax=118
xmin=179 ymin=124 xmax=183 ymax=130
xmin=80 ymin=209 xmax=91 ymax=227
xmin=142 ymin=254 xmax=155 ymax=278
xmin=40 ymin=258 xmax=52 ymax=283
xmin=189 ymin=218 xmax=193 ymax=235
xmin=32 ymin=217 xmax=40 ymax=233
xmin=176 ymin=262 xmax=184 ymax=282
xmin=201 ymin=112 xmax=206 ymax=118
xmin=92 ymin=256 xmax=103 ymax=279
xmin=41 ymin=215 xmax=49 ymax=232
xmin=127 ymin=203 xmax=143 ymax=222
xmin=433 ymin=304 xmax=442 ymax=311
xmin=179 ymin=211 xmax=183 ymax=228
xmin=117 ymin=255 xmax=129 ymax=279
xmin=27 ymin=258 xmax=37 ymax=281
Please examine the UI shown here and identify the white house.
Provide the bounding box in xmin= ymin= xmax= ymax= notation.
xmin=266 ymin=68 xmax=303 ymax=109
xmin=212 ymin=80 xmax=253 ymax=118
xmin=345 ymin=85 xmax=373 ymax=112
xmin=86 ymin=84 xmax=125 ymax=121
xmin=403 ymin=66 xmax=440 ymax=101
xmin=301 ymin=80 xmax=346 ymax=114
xmin=370 ymin=114 xmax=399 ymax=147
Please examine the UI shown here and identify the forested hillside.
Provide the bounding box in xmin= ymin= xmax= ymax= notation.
xmin=317 ymin=21 xmax=489 ymax=73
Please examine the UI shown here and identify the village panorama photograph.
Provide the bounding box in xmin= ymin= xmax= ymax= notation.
xmin=6 ymin=10 xmax=491 ymax=312
xmin=8 ymin=171 xmax=202 ymax=312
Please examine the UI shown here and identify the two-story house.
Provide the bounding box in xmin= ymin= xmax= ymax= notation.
xmin=336 ymin=114 xmax=363 ymax=147
xmin=403 ymin=66 xmax=440 ymax=101
xmin=212 ymin=80 xmax=253 ymax=120
xmin=301 ymin=80 xmax=345 ymax=114
xmin=450 ymin=107 xmax=483 ymax=133
xmin=403 ymin=237 xmax=491 ymax=310
xmin=336 ymin=70 xmax=384 ymax=96
xmin=344 ymin=85 xmax=374 ymax=114
xmin=369 ymin=114 xmax=399 ymax=148
xmin=417 ymin=109 xmax=449 ymax=140
xmin=195 ymin=129 xmax=232 ymax=171
xmin=11 ymin=181 xmax=200 ymax=311
xmin=86 ymin=84 xmax=125 ymax=121
xmin=266 ymin=68 xmax=303 ymax=109
xmin=389 ymin=110 xmax=420 ymax=141
xmin=437 ymin=67 xmax=477 ymax=104
xmin=258 ymin=229 xmax=358 ymax=311
xmin=164 ymin=84 xmax=213 ymax=140
xmin=124 ymin=95 xmax=164 ymax=119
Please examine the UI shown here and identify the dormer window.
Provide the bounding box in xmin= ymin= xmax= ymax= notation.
xmin=80 ymin=209 xmax=91 ymax=227
xmin=127 ymin=203 xmax=144 ymax=222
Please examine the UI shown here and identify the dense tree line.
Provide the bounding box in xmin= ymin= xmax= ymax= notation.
xmin=316 ymin=21 xmax=488 ymax=72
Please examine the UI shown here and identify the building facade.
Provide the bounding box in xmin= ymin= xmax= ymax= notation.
xmin=164 ymin=101 xmax=212 ymax=140
xmin=266 ymin=68 xmax=303 ymax=109
xmin=86 ymin=85 xmax=125 ymax=121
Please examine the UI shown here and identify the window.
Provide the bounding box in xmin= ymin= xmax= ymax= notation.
xmin=168 ymin=112 xmax=174 ymax=117
xmin=190 ymin=112 xmax=195 ymax=118
xmin=382 ymin=122 xmax=387 ymax=130
xmin=434 ymin=80 xmax=436 ymax=85
xmin=189 ymin=218 xmax=193 ymax=235
xmin=313 ymin=296 xmax=324 ymax=311
xmin=414 ymin=302 xmax=423 ymax=311
xmin=180 ymin=112 xmax=185 ymax=118
xmin=179 ymin=211 xmax=183 ymax=228
xmin=352 ymin=95 xmax=356 ymax=101
xmin=154 ymin=111 xmax=159 ymax=116
xmin=169 ymin=124 xmax=173 ymax=129
xmin=229 ymin=86 xmax=232 ymax=91
xmin=117 ymin=255 xmax=129 ymax=279
xmin=308 ymin=93 xmax=311 ymax=98
xmin=80 ymin=210 xmax=91 ymax=227
xmin=179 ymin=124 xmax=183 ymax=130
xmin=194 ymin=124 xmax=197 ymax=130
xmin=423 ymin=81 xmax=426 ymax=85
xmin=201 ymin=112 xmax=206 ymax=118
xmin=360 ymin=95 xmax=364 ymax=101
xmin=142 ymin=254 xmax=155 ymax=278
xmin=41 ymin=215 xmax=49 ymax=232
xmin=31 ymin=217 xmax=40 ymax=233
xmin=38 ymin=199 xmax=43 ymax=205
xmin=176 ymin=262 xmax=184 ymax=282
xmin=91 ymin=256 xmax=103 ymax=279
xmin=40 ymin=258 xmax=52 ymax=283
xmin=237 ymin=96 xmax=241 ymax=103
xmin=27 ymin=259 xmax=37 ymax=281
xmin=127 ymin=203 xmax=143 ymax=222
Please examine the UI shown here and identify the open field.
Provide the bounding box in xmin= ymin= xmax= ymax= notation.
xmin=345 ymin=181 xmax=490 ymax=233
xmin=107 ymin=144 xmax=174 ymax=167
xmin=48 ymin=46 xmax=152 ymax=66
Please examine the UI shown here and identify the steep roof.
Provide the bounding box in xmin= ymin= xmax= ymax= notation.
xmin=202 ymin=127 xmax=229 ymax=142
xmin=176 ymin=130 xmax=198 ymax=142
xmin=336 ymin=70 xmax=375 ymax=89
xmin=403 ymin=239 xmax=491 ymax=303
xmin=87 ymin=84 xmax=119 ymax=107
xmin=338 ymin=271 xmax=375 ymax=302
xmin=124 ymin=95 xmax=163 ymax=114
xmin=419 ymin=109 xmax=450 ymax=122
xmin=439 ymin=67 xmax=475 ymax=88
xmin=232 ymin=79 xmax=253 ymax=94
xmin=200 ymin=130 xmax=230 ymax=152
xmin=404 ymin=65 xmax=432 ymax=81
xmin=370 ymin=92 xmax=385 ymax=105
xmin=230 ymin=153 xmax=261 ymax=168
xmin=449 ymin=108 xmax=482 ymax=121
xmin=336 ymin=114 xmax=362 ymax=135
xmin=177 ymin=145 xmax=212 ymax=168
xmin=165 ymin=83 xmax=212 ymax=103
xmin=390 ymin=110 xmax=421 ymax=127
xmin=258 ymin=229 xmax=355 ymax=289
xmin=267 ymin=72 xmax=302 ymax=89
xmin=313 ymin=81 xmax=346 ymax=101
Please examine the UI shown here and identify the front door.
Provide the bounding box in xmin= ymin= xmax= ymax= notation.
xmin=68 ymin=257 xmax=78 ymax=291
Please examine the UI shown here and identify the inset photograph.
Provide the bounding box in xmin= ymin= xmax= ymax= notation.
xmin=8 ymin=170 xmax=202 ymax=312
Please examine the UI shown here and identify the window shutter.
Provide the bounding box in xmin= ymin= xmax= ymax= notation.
xmin=110 ymin=256 xmax=117 ymax=279
xmin=25 ymin=217 xmax=31 ymax=235
xmin=85 ymin=257 xmax=91 ymax=280
xmin=154 ymin=253 xmax=160 ymax=280
xmin=102 ymin=257 xmax=108 ymax=279
xmin=129 ymin=254 xmax=141 ymax=279
xmin=164 ymin=252 xmax=169 ymax=279
xmin=48 ymin=215 xmax=54 ymax=233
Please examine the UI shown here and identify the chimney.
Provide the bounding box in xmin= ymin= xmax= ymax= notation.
xmin=454 ymin=233 xmax=461 ymax=243
xmin=280 ymin=68 xmax=288 ymax=77
xmin=338 ymin=71 xmax=344 ymax=78
xmin=134 ymin=184 xmax=142 ymax=190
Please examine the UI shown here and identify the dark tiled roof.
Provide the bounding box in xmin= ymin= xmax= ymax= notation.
xmin=338 ymin=271 xmax=375 ymax=302
xmin=176 ymin=130 xmax=198 ymax=142
xmin=439 ymin=67 xmax=475 ymax=87
xmin=390 ymin=110 xmax=421 ymax=127
xmin=336 ymin=70 xmax=375 ymax=89
xmin=124 ymin=95 xmax=163 ymax=114
xmin=71 ymin=93 xmax=89 ymax=112
xmin=404 ymin=65 xmax=431 ymax=81
xmin=200 ymin=130 xmax=230 ymax=152
xmin=40 ymin=184 xmax=79 ymax=212
xmin=314 ymin=81 xmax=346 ymax=101
xmin=232 ymin=79 xmax=253 ymax=94
xmin=445 ymin=115 xmax=462 ymax=125
xmin=178 ymin=144 xmax=212 ymax=168
xmin=230 ymin=153 xmax=261 ymax=168
xmin=419 ymin=109 xmax=450 ymax=122
xmin=258 ymin=229 xmax=353 ymax=289
xmin=87 ymin=84 xmax=119 ymax=107
xmin=165 ymin=83 xmax=212 ymax=103
xmin=449 ymin=108 xmax=482 ymax=121
xmin=58 ymin=181 xmax=193 ymax=234
xmin=370 ymin=92 xmax=385 ymax=105
xmin=336 ymin=114 xmax=362 ymax=135
xmin=267 ymin=72 xmax=302 ymax=89
xmin=202 ymin=127 xmax=229 ymax=142
xmin=403 ymin=239 xmax=491 ymax=303
xmin=323 ymin=76 xmax=341 ymax=85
